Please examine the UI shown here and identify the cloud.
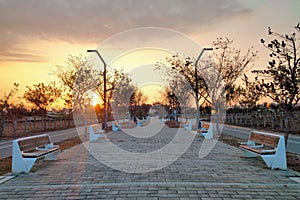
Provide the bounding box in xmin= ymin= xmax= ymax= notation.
xmin=0 ymin=0 xmax=252 ymax=62
xmin=0 ymin=52 xmax=47 ymax=63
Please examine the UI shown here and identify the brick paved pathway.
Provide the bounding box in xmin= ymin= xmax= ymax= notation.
xmin=0 ymin=124 xmax=299 ymax=199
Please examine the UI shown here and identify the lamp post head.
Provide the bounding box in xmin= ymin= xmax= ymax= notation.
xmin=87 ymin=49 xmax=106 ymax=66
xmin=87 ymin=49 xmax=96 ymax=53
xmin=195 ymin=47 xmax=213 ymax=66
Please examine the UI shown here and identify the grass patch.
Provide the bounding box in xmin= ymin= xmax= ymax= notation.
xmin=0 ymin=157 xmax=12 ymax=176
xmin=57 ymin=135 xmax=82 ymax=150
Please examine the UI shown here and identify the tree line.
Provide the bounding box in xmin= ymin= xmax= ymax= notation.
xmin=156 ymin=23 xmax=299 ymax=144
xmin=0 ymin=55 xmax=150 ymax=138
xmin=1 ymin=23 xmax=299 ymax=143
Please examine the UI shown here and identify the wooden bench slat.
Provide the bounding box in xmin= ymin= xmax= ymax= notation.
xmin=22 ymin=147 xmax=60 ymax=158
xmin=18 ymin=135 xmax=51 ymax=151
xmin=202 ymin=124 xmax=210 ymax=130
xmin=197 ymin=123 xmax=210 ymax=133
xmin=239 ymin=145 xmax=276 ymax=155
xmin=249 ymin=132 xmax=279 ymax=147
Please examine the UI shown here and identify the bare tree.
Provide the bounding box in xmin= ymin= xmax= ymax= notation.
xmin=212 ymin=38 xmax=257 ymax=92
xmin=23 ymin=82 xmax=61 ymax=113
xmin=161 ymin=76 xmax=194 ymax=123
xmin=53 ymin=54 xmax=99 ymax=127
xmin=95 ymin=68 xmax=126 ymax=119
xmin=111 ymin=74 xmax=137 ymax=122
xmin=130 ymin=89 xmax=148 ymax=119
xmin=252 ymin=23 xmax=300 ymax=144
xmin=236 ymin=75 xmax=263 ymax=109
xmin=23 ymin=82 xmax=61 ymax=130
xmin=0 ymin=83 xmax=19 ymax=138
xmin=53 ymin=55 xmax=86 ymax=126
xmin=156 ymin=38 xmax=256 ymax=132
xmin=156 ymin=55 xmax=206 ymax=128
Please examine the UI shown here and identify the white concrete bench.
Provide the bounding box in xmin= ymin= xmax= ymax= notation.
xmin=136 ymin=117 xmax=143 ymax=127
xmin=184 ymin=119 xmax=193 ymax=131
xmin=239 ymin=131 xmax=287 ymax=170
xmin=112 ymin=121 xmax=120 ymax=132
xmin=197 ymin=122 xmax=213 ymax=139
xmin=12 ymin=134 xmax=61 ymax=173
xmin=89 ymin=124 xmax=104 ymax=141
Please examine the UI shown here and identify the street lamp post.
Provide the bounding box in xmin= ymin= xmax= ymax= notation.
xmin=195 ymin=48 xmax=213 ymax=129
xmin=87 ymin=49 xmax=107 ymax=130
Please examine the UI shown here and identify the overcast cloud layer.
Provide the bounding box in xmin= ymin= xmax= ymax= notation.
xmin=0 ymin=0 xmax=251 ymax=62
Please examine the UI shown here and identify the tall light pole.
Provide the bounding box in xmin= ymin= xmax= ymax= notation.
xmin=87 ymin=49 xmax=107 ymax=130
xmin=195 ymin=47 xmax=213 ymax=129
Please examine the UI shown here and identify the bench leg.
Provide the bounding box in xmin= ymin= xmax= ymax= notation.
xmin=200 ymin=132 xmax=209 ymax=139
xmin=260 ymin=155 xmax=273 ymax=169
xmin=206 ymin=126 xmax=213 ymax=139
xmin=12 ymin=157 xmax=37 ymax=174
xmin=90 ymin=131 xmax=102 ymax=142
xmin=112 ymin=126 xmax=119 ymax=131
xmin=44 ymin=150 xmax=61 ymax=160
xmin=90 ymin=135 xmax=101 ymax=142
xmin=185 ymin=125 xmax=192 ymax=131
xmin=24 ymin=158 xmax=37 ymax=173
xmin=261 ymin=155 xmax=287 ymax=170
xmin=12 ymin=141 xmax=37 ymax=174
xmin=199 ymin=130 xmax=213 ymax=139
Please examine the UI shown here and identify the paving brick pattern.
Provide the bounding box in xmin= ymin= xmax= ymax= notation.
xmin=0 ymin=125 xmax=299 ymax=199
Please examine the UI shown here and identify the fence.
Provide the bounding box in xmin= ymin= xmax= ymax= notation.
xmin=0 ymin=116 xmax=74 ymax=138
xmin=225 ymin=111 xmax=300 ymax=134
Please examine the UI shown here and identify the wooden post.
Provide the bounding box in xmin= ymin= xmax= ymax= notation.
xmin=291 ymin=113 xmax=295 ymax=130
xmin=280 ymin=111 xmax=283 ymax=131
xmin=24 ymin=117 xmax=27 ymax=133
xmin=4 ymin=101 xmax=17 ymax=139
xmin=239 ymin=113 xmax=242 ymax=124
xmin=59 ymin=117 xmax=62 ymax=129
xmin=54 ymin=117 xmax=56 ymax=130
xmin=285 ymin=112 xmax=289 ymax=133
xmin=43 ymin=116 xmax=46 ymax=131
xmin=13 ymin=120 xmax=17 ymax=139
xmin=0 ymin=117 xmax=5 ymax=137
xmin=33 ymin=116 xmax=36 ymax=130
xmin=263 ymin=112 xmax=266 ymax=127
xmin=271 ymin=112 xmax=274 ymax=129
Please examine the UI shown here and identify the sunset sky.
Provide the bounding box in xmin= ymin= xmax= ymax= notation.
xmin=0 ymin=0 xmax=299 ymax=106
